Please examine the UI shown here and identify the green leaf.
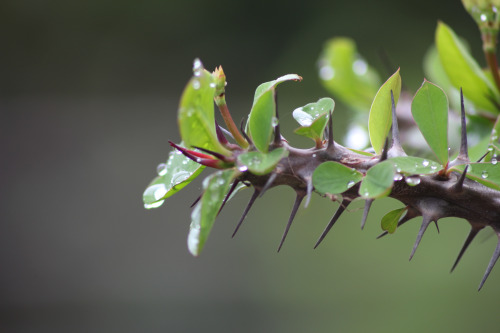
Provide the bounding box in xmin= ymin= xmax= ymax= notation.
xmin=411 ymin=80 xmax=449 ymax=164
xmin=389 ymin=156 xmax=442 ymax=175
xmin=312 ymin=161 xmax=363 ymax=195
xmin=381 ymin=207 xmax=406 ymax=234
xmin=143 ymin=143 xmax=205 ymax=209
xmin=178 ymin=61 xmax=229 ymax=155
xmin=188 ymin=169 xmax=235 ymax=256
xmin=318 ymin=38 xmax=381 ymax=111
xmin=435 ymin=22 xmax=500 ymax=114
xmin=359 ymin=161 xmax=395 ymax=199
xmin=368 ymin=69 xmax=402 ymax=154
xmin=237 ymin=147 xmax=289 ymax=175
xmin=293 ymin=98 xmax=334 ymax=142
xmin=466 ymin=162 xmax=500 ymax=190
xmin=248 ymin=74 xmax=301 ymax=152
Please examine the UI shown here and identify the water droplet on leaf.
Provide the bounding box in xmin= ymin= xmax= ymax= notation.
xmin=393 ymin=173 xmax=403 ymax=181
xmin=157 ymin=163 xmax=167 ymax=176
xmin=319 ymin=66 xmax=335 ymax=80
xmin=405 ymin=176 xmax=421 ymax=186
xmin=422 ymin=160 xmax=429 ymax=167
xmin=481 ymin=171 xmax=489 ymax=179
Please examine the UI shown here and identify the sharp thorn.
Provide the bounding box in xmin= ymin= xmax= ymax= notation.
xmin=477 ymin=151 xmax=490 ymax=163
xmin=453 ymin=165 xmax=469 ymax=192
xmin=458 ymin=88 xmax=469 ymax=162
xmin=232 ymin=189 xmax=260 ymax=238
xmin=314 ymin=199 xmax=350 ymax=249
xmin=277 ymin=192 xmax=305 ymax=252
xmin=304 ymin=178 xmax=313 ymax=208
xmin=451 ymin=226 xmax=480 ymax=273
xmin=478 ymin=236 xmax=500 ymax=291
xmin=380 ymin=136 xmax=389 ymax=162
xmin=409 ymin=216 xmax=433 ymax=261
xmin=390 ymin=89 xmax=405 ymax=153
xmin=361 ymin=199 xmax=373 ymax=230
xmin=190 ymin=194 xmax=202 ymax=208
xmin=259 ymin=172 xmax=277 ymax=198
xmin=215 ymin=120 xmax=229 ymax=145
xmin=327 ymin=110 xmax=335 ymax=151
xmin=218 ymin=180 xmax=240 ymax=216
xmin=240 ymin=117 xmax=253 ymax=146
xmin=191 ymin=145 xmax=227 ymax=161
xmin=218 ymin=124 xmax=234 ymax=140
xmin=273 ymin=91 xmax=282 ymax=145
xmin=434 ymin=221 xmax=440 ymax=233
xmin=376 ymin=231 xmax=388 ymax=239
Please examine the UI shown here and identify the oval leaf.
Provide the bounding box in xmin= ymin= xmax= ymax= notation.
xmin=381 ymin=207 xmax=407 ymax=234
xmin=312 ymin=161 xmax=363 ymax=195
xmin=178 ymin=60 xmax=229 ymax=155
xmin=188 ymin=169 xmax=235 ymax=256
xmin=248 ymin=74 xmax=302 ymax=152
xmin=293 ymin=98 xmax=334 ymax=142
xmin=389 ymin=156 xmax=442 ymax=175
xmin=143 ymin=143 xmax=205 ymax=209
xmin=318 ymin=38 xmax=381 ymax=111
xmin=436 ymin=22 xmax=500 ymax=114
xmin=368 ymin=69 xmax=402 ymax=154
xmin=359 ymin=161 xmax=395 ymax=198
xmin=411 ymin=80 xmax=449 ymax=164
xmin=237 ymin=147 xmax=289 ymax=176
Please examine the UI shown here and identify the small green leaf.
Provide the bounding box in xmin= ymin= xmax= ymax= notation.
xmin=248 ymin=74 xmax=301 ymax=152
xmin=318 ymin=38 xmax=381 ymax=111
xmin=188 ymin=169 xmax=235 ymax=256
xmin=359 ymin=161 xmax=395 ymax=199
xmin=411 ymin=80 xmax=449 ymax=164
xmin=312 ymin=161 xmax=363 ymax=195
xmin=381 ymin=207 xmax=406 ymax=234
xmin=237 ymin=147 xmax=289 ymax=175
xmin=368 ymin=69 xmax=402 ymax=154
xmin=435 ymin=22 xmax=500 ymax=114
xmin=389 ymin=156 xmax=442 ymax=175
xmin=178 ymin=61 xmax=229 ymax=155
xmin=143 ymin=143 xmax=205 ymax=209
xmin=466 ymin=162 xmax=500 ymax=191
xmin=293 ymin=98 xmax=334 ymax=142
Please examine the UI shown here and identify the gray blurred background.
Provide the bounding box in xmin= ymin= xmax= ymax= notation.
xmin=2 ymin=0 xmax=500 ymax=332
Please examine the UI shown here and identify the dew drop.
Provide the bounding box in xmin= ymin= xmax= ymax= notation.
xmin=156 ymin=163 xmax=167 ymax=176
xmin=144 ymin=200 xmax=165 ymax=209
xmin=271 ymin=117 xmax=279 ymax=126
xmin=405 ymin=176 xmax=421 ymax=186
xmin=196 ymin=158 xmax=202 ymax=163
xmin=352 ymin=59 xmax=368 ymax=76
xmin=393 ymin=173 xmax=403 ymax=181
xmin=492 ymin=158 xmax=498 ymax=165
xmin=431 ymin=165 xmax=438 ymax=170
xmin=209 ymin=82 xmax=216 ymax=88
xmin=422 ymin=160 xmax=429 ymax=167
xmin=312 ymin=154 xmax=317 ymax=158
xmin=481 ymin=171 xmax=489 ymax=179
xmin=193 ymin=58 xmax=203 ymax=76
xmin=319 ymin=66 xmax=335 ymax=80
xmin=192 ymin=80 xmax=201 ymax=90
xmin=238 ymin=165 xmax=248 ymax=172
xmin=480 ymin=13 xmax=488 ymax=22
xmin=488 ymin=146 xmax=494 ymax=152
xmin=347 ymin=181 xmax=356 ymax=188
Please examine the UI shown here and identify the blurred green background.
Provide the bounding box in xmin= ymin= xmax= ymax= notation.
xmin=2 ymin=0 xmax=500 ymax=332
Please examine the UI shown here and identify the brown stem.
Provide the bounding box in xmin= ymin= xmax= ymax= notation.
xmin=217 ymin=102 xmax=249 ymax=148
xmin=483 ymin=32 xmax=500 ymax=93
